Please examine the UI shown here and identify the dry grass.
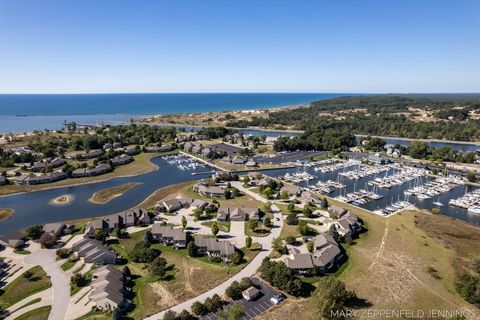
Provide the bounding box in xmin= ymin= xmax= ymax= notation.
xmin=88 ymin=182 xmax=142 ymax=204
xmin=136 ymin=182 xmax=192 ymax=209
xmin=13 ymin=305 xmax=51 ymax=320
xmin=0 ymin=208 xmax=14 ymax=222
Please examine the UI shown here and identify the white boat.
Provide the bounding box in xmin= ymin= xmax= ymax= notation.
xmin=432 ymin=201 xmax=444 ymax=207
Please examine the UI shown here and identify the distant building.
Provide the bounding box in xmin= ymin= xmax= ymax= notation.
xmin=71 ymin=164 xmax=112 ymax=178
xmin=0 ymin=176 xmax=6 ymax=186
xmin=31 ymin=157 xmax=65 ymax=172
xmin=12 ymin=172 xmax=67 ymax=185
xmin=110 ymin=154 xmax=133 ymax=166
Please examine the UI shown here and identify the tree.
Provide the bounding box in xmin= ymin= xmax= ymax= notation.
xmin=247 ymin=219 xmax=258 ymax=231
xmin=224 ymin=189 xmax=232 ymax=199
xmin=303 ymin=205 xmax=313 ymax=218
xmin=225 ymin=281 xmax=242 ymax=298
xmin=112 ymin=308 xmax=122 ymax=320
xmin=262 ymin=202 xmax=272 ymax=213
xmin=143 ymin=230 xmax=152 ymax=242
xmin=245 ymin=236 xmax=252 ymax=249
xmin=39 ymin=232 xmax=57 ymax=248
xmin=467 ymin=171 xmax=477 ymax=183
xmin=321 ymin=197 xmax=329 ymax=209
xmin=243 ymin=175 xmax=250 ymax=186
xmin=307 ymin=241 xmax=314 ymax=253
xmin=23 ymin=270 xmax=33 ymax=280
xmin=191 ymin=301 xmax=208 ymax=316
xmin=285 ymin=236 xmax=296 ymax=245
xmin=181 ymin=215 xmax=187 ymax=230
xmin=328 ymin=225 xmax=341 ymax=242
xmin=150 ymin=256 xmax=167 ymax=277
xmin=231 ymin=252 xmax=242 ymax=265
xmin=297 ymin=220 xmax=311 ymax=236
xmin=228 ymin=303 xmax=245 ymax=320
xmin=280 ymin=191 xmax=289 ymax=200
xmin=211 ymin=221 xmax=219 ymax=237
xmin=25 ymin=225 xmax=43 ymax=240
xmin=287 ymin=201 xmax=296 ymax=213
xmin=187 ymin=241 xmax=197 ymax=257
xmin=162 ymin=310 xmax=177 ymax=320
xmin=263 ymin=216 xmax=271 ymax=228
xmin=178 ymin=310 xmax=193 ymax=320
xmin=259 ymin=258 xmax=303 ymax=296
xmin=130 ymin=240 xmax=160 ymax=263
xmin=122 ymin=266 xmax=131 ymax=278
xmin=285 ymin=213 xmax=298 ymax=227
xmin=262 ymin=187 xmax=273 ymax=199
xmin=455 ymin=274 xmax=480 ymax=304
xmin=94 ymin=229 xmax=107 ymax=241
xmin=231 ymin=188 xmax=240 ymax=198
xmin=71 ymin=273 xmax=88 ymax=287
xmin=313 ymin=277 xmax=355 ymax=320
xmin=272 ymin=238 xmax=283 ymax=253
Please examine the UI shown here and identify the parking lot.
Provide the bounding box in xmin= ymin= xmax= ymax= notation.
xmin=199 ymin=277 xmax=282 ymax=320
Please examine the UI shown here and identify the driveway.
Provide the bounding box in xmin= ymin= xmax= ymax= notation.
xmin=145 ymin=182 xmax=283 ymax=320
xmin=24 ymin=249 xmax=70 ymax=320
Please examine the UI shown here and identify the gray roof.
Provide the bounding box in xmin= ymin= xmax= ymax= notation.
xmin=43 ymin=223 xmax=66 ymax=234
xmin=194 ymin=234 xmax=235 ymax=257
xmin=286 ymin=253 xmax=314 ymax=269
xmin=151 ymin=225 xmax=187 ymax=241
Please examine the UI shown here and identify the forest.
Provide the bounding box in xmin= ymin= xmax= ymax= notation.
xmin=226 ymin=95 xmax=480 ymax=142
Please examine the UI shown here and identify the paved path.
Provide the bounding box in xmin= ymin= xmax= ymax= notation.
xmin=5 ymin=289 xmax=53 ymax=320
xmin=24 ymin=249 xmax=70 ymax=320
xmin=145 ymin=182 xmax=283 ymax=319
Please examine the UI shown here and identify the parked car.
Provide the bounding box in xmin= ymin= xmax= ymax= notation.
xmin=270 ymin=293 xmax=285 ymax=305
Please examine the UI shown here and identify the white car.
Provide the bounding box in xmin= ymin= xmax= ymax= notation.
xmin=270 ymin=293 xmax=285 ymax=305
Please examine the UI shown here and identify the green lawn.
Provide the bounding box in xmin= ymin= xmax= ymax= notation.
xmin=0 ymin=266 xmax=51 ymax=311
xmin=13 ymin=305 xmax=51 ymax=320
xmin=76 ymin=309 xmax=111 ymax=320
xmin=200 ymin=220 xmax=231 ymax=232
xmin=61 ymin=260 xmax=77 ymax=271
xmin=11 ymin=298 xmax=41 ymax=314
xmin=13 ymin=249 xmax=31 ymax=255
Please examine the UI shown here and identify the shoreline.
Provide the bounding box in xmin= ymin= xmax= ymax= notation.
xmin=0 ymin=154 xmax=161 ymax=199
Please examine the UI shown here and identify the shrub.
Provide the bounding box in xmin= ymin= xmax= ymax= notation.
xmin=191 ymin=301 xmax=208 ymax=316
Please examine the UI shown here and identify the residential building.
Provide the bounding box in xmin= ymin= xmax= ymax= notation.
xmin=31 ymin=157 xmax=65 ymax=172
xmin=12 ymin=172 xmax=67 ymax=185
xmin=110 ymin=154 xmax=133 ymax=166
xmin=43 ymin=223 xmax=70 ymax=237
xmin=71 ymin=164 xmax=112 ymax=178
xmin=0 ymin=231 xmax=25 ymax=248
xmin=217 ymin=207 xmax=259 ymax=222
xmin=193 ymin=181 xmax=225 ymax=198
xmin=151 ymin=225 xmax=187 ymax=248
xmin=89 ymin=265 xmax=126 ymax=311
xmin=194 ymin=235 xmax=236 ymax=262
xmin=72 ymin=238 xmax=117 ymax=264
xmin=77 ymin=149 xmax=103 ymax=160
xmin=0 ymin=176 xmax=6 ymax=186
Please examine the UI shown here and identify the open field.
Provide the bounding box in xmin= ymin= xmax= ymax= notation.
xmin=0 ymin=266 xmax=51 ymax=311
xmin=136 ymin=181 xmax=193 ymax=209
xmin=259 ymin=198 xmax=480 ymax=319
xmin=110 ymin=229 xmax=257 ymax=319
xmin=12 ymin=305 xmax=51 ymax=320
xmin=88 ymin=182 xmax=142 ymax=204
xmin=0 ymin=153 xmax=159 ymax=196
xmin=0 ymin=208 xmax=14 ymax=222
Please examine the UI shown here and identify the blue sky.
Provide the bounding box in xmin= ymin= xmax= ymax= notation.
xmin=0 ymin=0 xmax=479 ymax=93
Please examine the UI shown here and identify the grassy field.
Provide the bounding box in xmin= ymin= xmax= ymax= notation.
xmin=136 ymin=181 xmax=192 ymax=209
xmin=0 ymin=208 xmax=14 ymax=222
xmin=76 ymin=310 xmax=110 ymax=320
xmin=201 ymin=220 xmax=231 ymax=232
xmin=12 ymin=305 xmax=51 ymax=320
xmin=0 ymin=153 xmax=159 ymax=196
xmin=11 ymin=298 xmax=41 ymax=314
xmin=259 ymin=198 xmax=480 ymax=319
xmin=60 ymin=259 xmax=76 ymax=271
xmin=88 ymin=182 xmax=142 ymax=204
xmin=0 ymin=266 xmax=51 ymax=311
xmin=111 ymin=229 xmax=257 ymax=319
xmin=179 ymin=185 xmax=264 ymax=209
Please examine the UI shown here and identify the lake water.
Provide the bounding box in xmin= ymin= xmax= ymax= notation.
xmin=0 ymin=93 xmax=342 ymax=133
xmin=0 ymin=157 xmax=211 ymax=234
xmin=0 ymin=155 xmax=478 ymax=235
xmin=263 ymin=166 xmax=480 ymax=225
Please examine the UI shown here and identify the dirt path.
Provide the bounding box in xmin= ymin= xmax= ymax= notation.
xmin=182 ymin=257 xmax=194 ymax=293
xmin=347 ymin=220 xmax=390 ymax=286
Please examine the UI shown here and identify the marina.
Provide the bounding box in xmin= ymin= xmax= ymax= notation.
xmin=262 ymin=159 xmax=480 ymax=222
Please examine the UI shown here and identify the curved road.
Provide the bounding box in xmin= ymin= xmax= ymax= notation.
xmin=145 ymin=182 xmax=283 ymax=319
xmin=24 ymin=249 xmax=70 ymax=320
